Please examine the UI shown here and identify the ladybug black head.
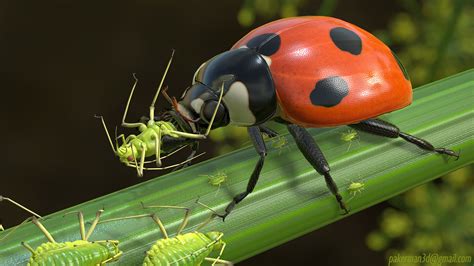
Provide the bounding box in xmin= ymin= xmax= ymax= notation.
xmin=178 ymin=48 xmax=277 ymax=128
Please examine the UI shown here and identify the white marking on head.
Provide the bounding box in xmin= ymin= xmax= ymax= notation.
xmin=261 ymin=55 xmax=272 ymax=66
xmin=177 ymin=103 xmax=196 ymax=132
xmin=223 ymin=81 xmax=256 ymax=126
xmin=190 ymin=98 xmax=204 ymax=114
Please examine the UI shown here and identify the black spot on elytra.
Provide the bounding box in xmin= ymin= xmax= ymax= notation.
xmin=247 ymin=33 xmax=281 ymax=56
xmin=391 ymin=50 xmax=410 ymax=80
xmin=330 ymin=27 xmax=362 ymax=55
xmin=310 ymin=76 xmax=349 ymax=107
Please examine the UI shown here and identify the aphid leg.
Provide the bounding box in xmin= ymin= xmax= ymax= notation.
xmin=0 ymin=217 xmax=34 ymax=242
xmin=121 ymin=73 xmax=147 ymax=129
xmin=100 ymin=213 xmax=169 ymax=239
xmin=194 ymin=198 xmax=220 ymax=230
xmin=31 ymin=217 xmax=56 ymax=243
xmin=85 ymin=209 xmax=104 ymax=241
xmin=0 ymin=196 xmax=42 ymax=218
xmin=129 ymin=152 xmax=205 ymax=171
xmin=151 ymin=131 xmax=162 ymax=167
xmin=173 ymin=141 xmax=199 ymax=171
xmin=219 ymin=126 xmax=267 ymax=220
xmin=350 ymin=118 xmax=459 ymax=159
xmin=21 ymin=241 xmax=37 ymax=255
xmin=63 ymin=211 xmax=87 ymax=240
xmin=141 ymin=203 xmax=190 ymax=235
xmin=149 ymin=50 xmax=175 ymax=122
xmin=94 ymin=115 xmax=116 ymax=154
xmin=287 ymin=124 xmax=349 ymax=214
xmin=138 ymin=142 xmax=147 ymax=176
xmin=101 ymin=246 xmax=123 ymax=264
xmin=204 ymin=258 xmax=234 ymax=265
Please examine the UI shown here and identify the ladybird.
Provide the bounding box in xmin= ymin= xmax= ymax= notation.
xmin=140 ymin=17 xmax=459 ymax=219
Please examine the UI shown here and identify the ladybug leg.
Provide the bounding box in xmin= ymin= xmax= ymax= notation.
xmin=259 ymin=125 xmax=279 ymax=138
xmin=350 ymin=118 xmax=459 ymax=159
xmin=219 ymin=126 xmax=266 ymax=221
xmin=287 ymin=124 xmax=349 ymax=214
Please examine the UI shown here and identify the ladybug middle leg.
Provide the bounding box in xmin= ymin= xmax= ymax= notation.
xmin=219 ymin=126 xmax=267 ymax=220
xmin=287 ymin=124 xmax=349 ymax=214
xmin=350 ymin=118 xmax=459 ymax=159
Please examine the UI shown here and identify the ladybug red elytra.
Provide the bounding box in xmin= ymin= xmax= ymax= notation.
xmin=106 ymin=17 xmax=459 ymax=220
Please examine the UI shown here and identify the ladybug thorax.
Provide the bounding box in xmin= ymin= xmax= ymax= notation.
xmin=178 ymin=48 xmax=277 ymax=128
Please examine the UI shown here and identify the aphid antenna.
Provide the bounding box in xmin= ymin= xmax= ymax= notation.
xmin=99 ymin=213 xmax=169 ymax=239
xmin=0 ymin=217 xmax=34 ymax=242
xmin=0 ymin=195 xmax=42 ymax=218
xmin=94 ymin=115 xmax=117 ymax=154
xmin=149 ymin=49 xmax=175 ymax=122
xmin=140 ymin=144 xmax=191 ymax=164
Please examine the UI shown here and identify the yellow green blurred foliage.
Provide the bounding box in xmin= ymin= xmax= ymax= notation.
xmin=366 ymin=165 xmax=474 ymax=257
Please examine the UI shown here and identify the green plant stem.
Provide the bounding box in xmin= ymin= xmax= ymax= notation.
xmin=1 ymin=70 xmax=473 ymax=265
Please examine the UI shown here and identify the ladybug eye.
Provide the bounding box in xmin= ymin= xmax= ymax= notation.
xmin=200 ymin=100 xmax=229 ymax=128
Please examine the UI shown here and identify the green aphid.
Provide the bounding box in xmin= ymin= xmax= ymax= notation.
xmin=270 ymin=135 xmax=289 ymax=155
xmin=21 ymin=211 xmax=122 ymax=265
xmin=347 ymin=180 xmax=365 ymax=201
xmin=340 ymin=129 xmax=360 ymax=151
xmin=101 ymin=203 xmax=232 ymax=266
xmin=96 ymin=50 xmax=223 ymax=177
xmin=204 ymin=171 xmax=227 ymax=187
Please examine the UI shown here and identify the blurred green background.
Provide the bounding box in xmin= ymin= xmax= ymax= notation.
xmin=0 ymin=0 xmax=472 ymax=265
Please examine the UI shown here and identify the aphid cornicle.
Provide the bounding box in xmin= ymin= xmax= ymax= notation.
xmin=100 ymin=202 xmax=232 ymax=266
xmin=0 ymin=201 xmax=122 ymax=265
xmin=101 ymin=16 xmax=459 ymax=220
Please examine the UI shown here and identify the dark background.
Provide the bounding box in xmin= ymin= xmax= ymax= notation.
xmin=0 ymin=1 xmax=416 ymax=265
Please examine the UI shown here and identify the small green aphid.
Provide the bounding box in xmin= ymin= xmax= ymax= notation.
xmin=271 ymin=135 xmax=289 ymax=155
xmin=340 ymin=129 xmax=360 ymax=151
xmin=202 ymin=171 xmax=228 ymax=196
xmin=101 ymin=202 xmax=232 ymax=266
xmin=347 ymin=181 xmax=365 ymax=201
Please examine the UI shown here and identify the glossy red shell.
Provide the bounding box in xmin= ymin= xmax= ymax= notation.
xmin=232 ymin=16 xmax=412 ymax=127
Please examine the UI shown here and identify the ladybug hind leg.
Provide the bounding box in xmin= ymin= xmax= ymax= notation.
xmin=287 ymin=124 xmax=349 ymax=214
xmin=350 ymin=118 xmax=459 ymax=159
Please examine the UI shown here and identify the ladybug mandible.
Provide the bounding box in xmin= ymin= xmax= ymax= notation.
xmin=158 ymin=17 xmax=459 ymax=219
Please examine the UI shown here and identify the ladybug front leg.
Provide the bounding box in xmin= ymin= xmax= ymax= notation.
xmin=287 ymin=124 xmax=349 ymax=214
xmin=350 ymin=118 xmax=459 ymax=159
xmin=219 ymin=126 xmax=266 ymax=220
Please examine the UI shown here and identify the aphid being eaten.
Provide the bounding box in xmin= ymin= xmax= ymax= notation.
xmin=0 ymin=198 xmax=122 ymax=265
xmin=340 ymin=129 xmax=360 ymax=151
xmin=100 ymin=202 xmax=232 ymax=266
xmin=97 ymin=50 xmax=224 ymax=177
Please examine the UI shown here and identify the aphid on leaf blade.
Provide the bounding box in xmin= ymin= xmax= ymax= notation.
xmin=100 ymin=202 xmax=232 ymax=266
xmin=270 ymin=135 xmax=290 ymax=155
xmin=0 ymin=203 xmax=122 ymax=265
xmin=340 ymin=129 xmax=360 ymax=151
xmin=346 ymin=179 xmax=365 ymax=202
